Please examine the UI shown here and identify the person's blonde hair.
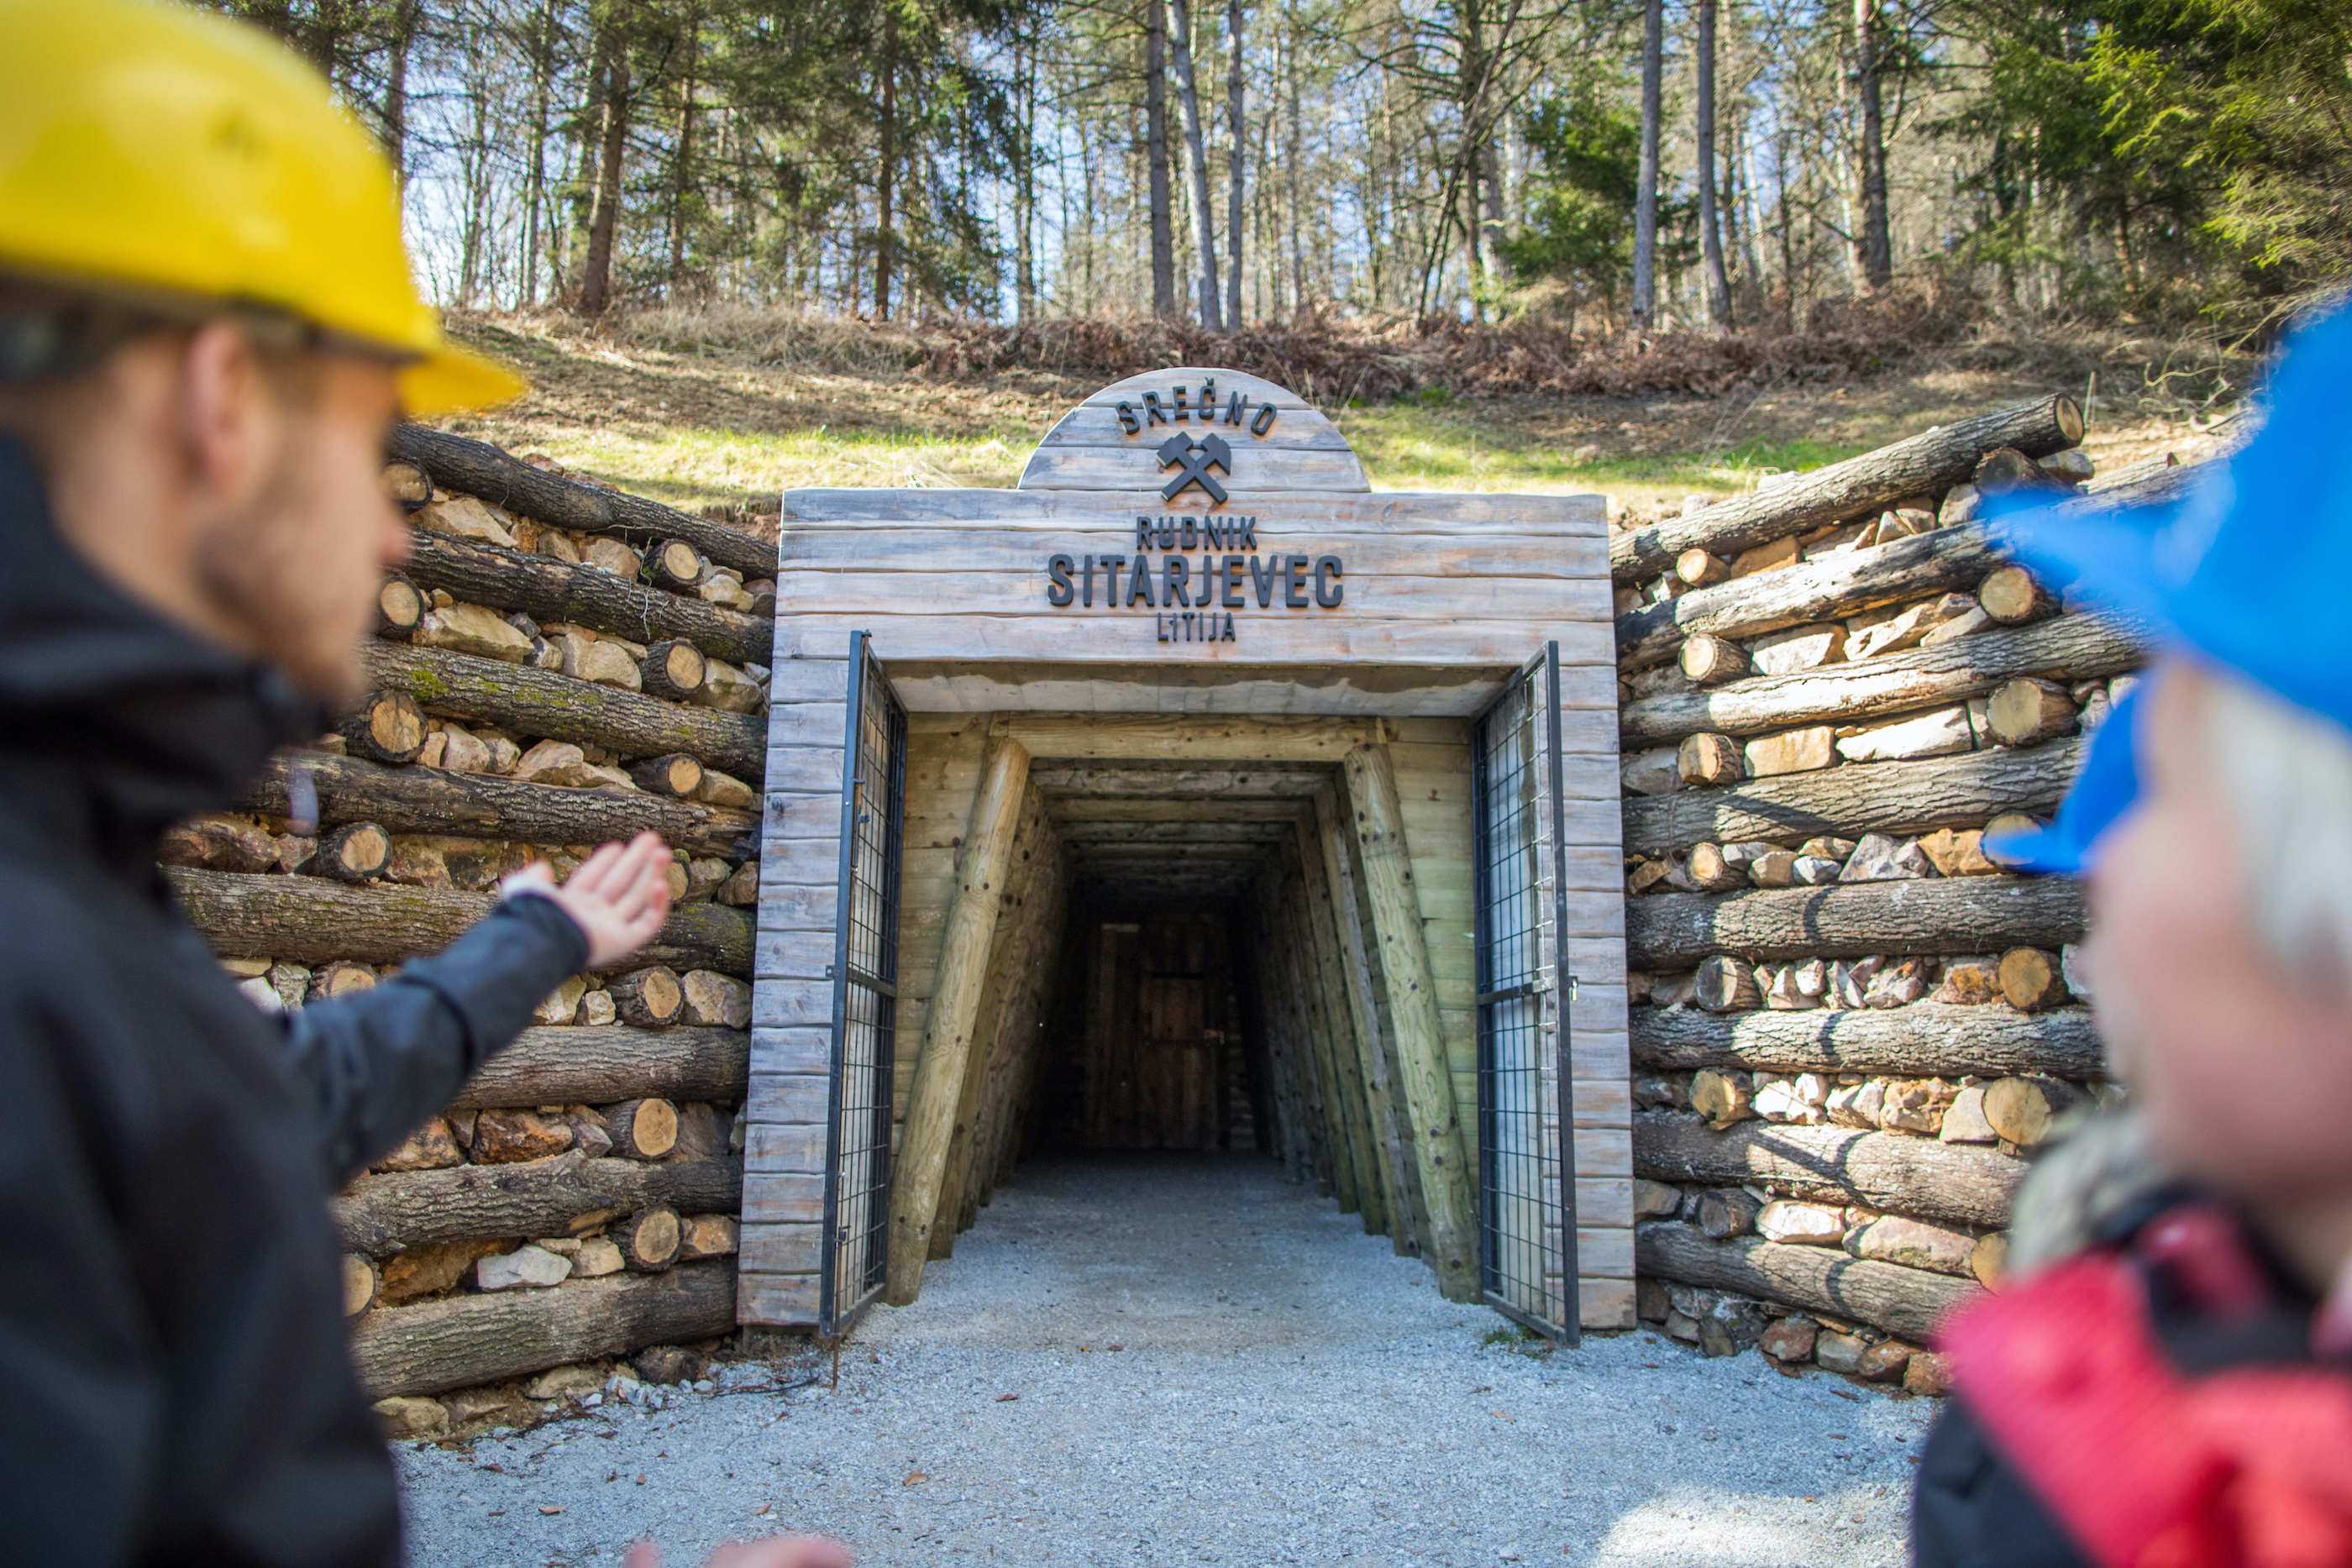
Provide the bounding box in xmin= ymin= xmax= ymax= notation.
xmin=2204 ymin=669 xmax=2352 ymax=989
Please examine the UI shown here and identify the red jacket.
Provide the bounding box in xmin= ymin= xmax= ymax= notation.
xmin=1914 ymin=1198 xmax=2352 ymax=1566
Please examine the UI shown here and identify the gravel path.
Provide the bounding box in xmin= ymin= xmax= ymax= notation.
xmin=398 ymin=1154 xmax=1934 ymax=1566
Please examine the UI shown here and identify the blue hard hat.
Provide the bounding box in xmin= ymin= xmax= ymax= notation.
xmin=1983 ymin=684 xmax=2145 ymax=873
xmin=1984 ymin=302 xmax=2352 ymax=873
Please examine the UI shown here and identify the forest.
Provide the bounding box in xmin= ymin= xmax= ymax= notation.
xmin=215 ymin=0 xmax=2349 ymax=344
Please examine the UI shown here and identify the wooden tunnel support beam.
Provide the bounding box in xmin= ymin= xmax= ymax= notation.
xmin=1281 ymin=842 xmax=1373 ymax=1222
xmin=976 ymin=856 xmax=1068 ymax=1214
xmin=885 ymin=734 xmax=1032 ymax=1306
xmin=1259 ymin=877 xmax=1336 ymax=1197
xmin=932 ymin=784 xmax=1054 ymax=1258
xmin=1313 ymin=785 xmax=1417 ymax=1255
xmin=1343 ymin=742 xmax=1479 ymax=1300
xmin=1291 ymin=818 xmax=1391 ymax=1238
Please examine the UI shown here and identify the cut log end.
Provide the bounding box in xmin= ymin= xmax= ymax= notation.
xmin=341 ymin=690 xmax=427 ymax=766
xmin=1977 ymin=564 xmax=2057 ymax=626
xmin=1679 ymin=633 xmax=1750 ymax=687
xmin=2055 ymin=396 xmax=2085 ymax=446
xmin=650 ymin=539 xmax=710 ymax=591
xmin=628 ymin=752 xmax=706 ymax=799
xmin=1982 ymin=1075 xmax=2087 ymax=1148
xmin=1695 ymin=955 xmax=1761 ymax=1012
xmin=1987 ymin=677 xmax=2077 ymax=747
xmin=617 ymin=1206 xmax=683 ymax=1272
xmin=382 ymin=460 xmax=431 ymax=511
xmin=313 ymin=822 xmax=391 ymax=884
xmin=603 ymin=1097 xmax=681 ymax=1160
xmin=376 ymin=575 xmax=424 ymax=638
xmin=1997 ymin=947 xmax=2068 ymax=1013
xmin=611 ymin=964 xmax=685 ymax=1027
xmin=641 ymin=639 xmax=709 ymax=702
xmin=1677 ymin=732 xmax=1745 ymax=788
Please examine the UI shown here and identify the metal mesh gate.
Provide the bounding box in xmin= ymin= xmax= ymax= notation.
xmin=1471 ymin=642 xmax=1579 ymax=1342
xmin=820 ymin=632 xmax=906 ymax=1337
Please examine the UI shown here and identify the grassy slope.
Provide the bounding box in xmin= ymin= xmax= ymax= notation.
xmin=442 ymin=313 xmax=2215 ymax=519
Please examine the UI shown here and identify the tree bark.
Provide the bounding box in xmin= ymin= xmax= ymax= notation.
xmin=1630 ymin=0 xmax=1664 ymax=328
xmin=1696 ymin=0 xmax=1732 ymax=327
xmin=335 ymin=1151 xmax=740 ymax=1258
xmin=168 ymin=868 xmax=753 ymax=975
xmin=445 ymin=1025 xmax=748 ymax=1110
xmin=1628 ymin=874 xmax=2086 ymax=968
xmin=242 ymin=753 xmax=753 ymax=859
xmin=1620 ymin=615 xmax=2141 ymax=746
xmin=1145 ymin=0 xmax=1178 ymax=316
xmin=1611 ymin=396 xmax=2083 ymax=584
xmin=382 ymin=0 xmax=416 ymax=179
xmin=391 ymin=425 xmax=774 ymax=579
xmin=1850 ymin=0 xmax=1893 ymax=290
xmin=402 ymin=532 xmax=766 ymax=665
xmin=874 ymin=8 xmax=898 ymax=320
xmin=360 ymin=643 xmax=764 ymax=779
xmin=348 ymin=1262 xmax=734 ymax=1398
xmin=580 ymin=17 xmax=630 ymax=317
xmin=1637 ymin=1222 xmax=1975 ymax=1342
xmin=1167 ymin=0 xmax=1224 ymax=329
xmin=1631 ymin=1002 xmax=2107 ymax=1079
xmin=1634 ymin=1112 xmax=2022 ymax=1228
xmin=1621 ymin=737 xmax=2089 ymax=856
xmin=1225 ymin=0 xmax=1246 ymax=329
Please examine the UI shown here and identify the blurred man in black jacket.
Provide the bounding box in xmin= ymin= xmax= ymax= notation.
xmin=0 ymin=3 xmax=843 ymax=1564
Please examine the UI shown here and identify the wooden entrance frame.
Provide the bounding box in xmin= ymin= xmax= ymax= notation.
xmin=745 ymin=368 xmax=1633 ymax=1331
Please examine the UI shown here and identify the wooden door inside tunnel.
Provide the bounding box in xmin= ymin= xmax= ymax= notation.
xmin=744 ymin=366 xmax=1635 ymax=1339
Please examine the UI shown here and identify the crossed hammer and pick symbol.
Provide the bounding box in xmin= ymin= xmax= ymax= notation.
xmin=1157 ymin=432 xmax=1233 ymax=503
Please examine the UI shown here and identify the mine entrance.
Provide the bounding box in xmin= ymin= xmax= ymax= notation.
xmin=754 ymin=365 xmax=1633 ymax=1337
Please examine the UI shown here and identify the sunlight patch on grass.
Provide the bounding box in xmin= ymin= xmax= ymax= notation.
xmin=1336 ymin=404 xmax=1875 ymax=496
xmin=470 ymin=420 xmax=1037 ymax=511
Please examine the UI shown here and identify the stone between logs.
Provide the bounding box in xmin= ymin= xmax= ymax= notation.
xmin=1609 ymin=396 xmax=2083 ymax=585
xmin=1628 ymin=873 xmax=2086 ymax=968
xmin=391 ymin=424 xmax=774 ymax=579
xmin=1633 ymin=1110 xmax=2021 ymax=1228
xmin=1635 ymin=1220 xmax=1977 ymax=1343
xmin=1618 ymin=614 xmax=2144 ymax=747
xmin=1631 ymin=1002 xmax=2107 ymax=1080
xmin=402 ymin=530 xmax=769 ymax=666
xmin=242 ymin=753 xmax=756 ymax=860
xmin=444 ymin=1025 xmax=749 ymax=1110
xmin=333 ymin=1150 xmax=741 ymax=1257
xmin=1620 ymin=739 xmax=2086 ymax=857
xmin=361 ymin=642 xmax=765 ymax=780
xmin=166 ymin=868 xmax=755 ymax=976
xmin=348 ymin=1260 xmax=736 ymax=1398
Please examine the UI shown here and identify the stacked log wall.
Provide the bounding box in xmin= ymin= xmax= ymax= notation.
xmin=1608 ymin=401 xmax=2181 ymax=1393
xmin=169 ymin=432 xmax=778 ymax=1436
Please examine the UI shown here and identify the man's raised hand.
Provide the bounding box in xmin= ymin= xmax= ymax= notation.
xmin=501 ymin=831 xmax=675 ymax=969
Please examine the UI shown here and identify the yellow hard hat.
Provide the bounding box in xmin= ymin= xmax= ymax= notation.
xmin=0 ymin=0 xmax=523 ymax=415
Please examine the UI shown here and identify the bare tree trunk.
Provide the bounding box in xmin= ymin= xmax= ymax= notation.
xmin=1015 ymin=34 xmax=1039 ymax=322
xmin=1696 ymin=0 xmax=1732 ymax=327
xmin=580 ymin=18 xmax=629 ymax=317
xmin=521 ymin=0 xmax=555 ymax=308
xmin=1225 ymin=0 xmax=1245 ymax=329
xmin=669 ymin=3 xmax=701 ymax=296
xmin=1285 ymin=7 xmax=1306 ymax=313
xmin=383 ymin=0 xmax=415 ymax=180
xmin=1145 ymin=0 xmax=1178 ymax=316
xmin=875 ymin=11 xmax=899 ymax=321
xmin=1631 ymin=0 xmax=1664 ymax=329
xmin=1167 ymin=0 xmax=1224 ymax=329
xmin=1851 ymin=0 xmax=1893 ymax=289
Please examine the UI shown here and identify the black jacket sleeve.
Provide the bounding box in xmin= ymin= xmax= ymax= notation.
xmin=276 ymin=891 xmax=589 ymax=1183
